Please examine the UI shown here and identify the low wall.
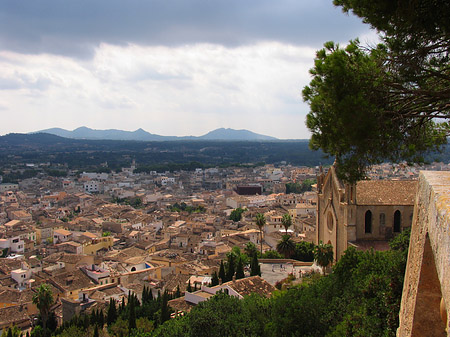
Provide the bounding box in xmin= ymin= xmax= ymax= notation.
xmin=259 ymin=258 xmax=314 ymax=266
xmin=398 ymin=171 xmax=450 ymax=336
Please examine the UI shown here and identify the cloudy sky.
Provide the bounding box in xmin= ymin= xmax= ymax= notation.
xmin=0 ymin=0 xmax=374 ymax=139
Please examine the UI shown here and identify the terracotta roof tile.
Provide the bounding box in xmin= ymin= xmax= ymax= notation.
xmin=356 ymin=180 xmax=417 ymax=205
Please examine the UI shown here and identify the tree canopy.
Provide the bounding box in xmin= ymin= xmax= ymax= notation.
xmin=32 ymin=284 xmax=54 ymax=331
xmin=303 ymin=1 xmax=450 ymax=182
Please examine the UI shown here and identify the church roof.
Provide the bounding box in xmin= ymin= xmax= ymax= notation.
xmin=356 ymin=180 xmax=417 ymax=205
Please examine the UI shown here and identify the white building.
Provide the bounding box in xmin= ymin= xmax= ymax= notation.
xmin=53 ymin=228 xmax=72 ymax=244
xmin=84 ymin=181 xmax=101 ymax=193
xmin=81 ymin=172 xmax=109 ymax=180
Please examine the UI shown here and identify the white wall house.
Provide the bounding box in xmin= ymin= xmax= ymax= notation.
xmin=84 ymin=181 xmax=100 ymax=193
xmin=53 ymin=228 xmax=72 ymax=244
xmin=0 ymin=236 xmax=25 ymax=253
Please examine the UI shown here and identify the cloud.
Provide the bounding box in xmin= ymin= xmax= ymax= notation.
xmin=0 ymin=1 xmax=375 ymax=139
xmin=0 ymin=42 xmax=317 ymax=138
xmin=0 ymin=0 xmax=370 ymax=58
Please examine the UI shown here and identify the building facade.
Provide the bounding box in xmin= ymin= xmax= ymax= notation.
xmin=316 ymin=166 xmax=417 ymax=260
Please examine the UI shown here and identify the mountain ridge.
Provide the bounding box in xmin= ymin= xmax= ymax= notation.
xmin=36 ymin=127 xmax=278 ymax=141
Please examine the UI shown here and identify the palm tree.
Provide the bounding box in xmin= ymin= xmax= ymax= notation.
xmin=282 ymin=213 xmax=293 ymax=234
xmin=255 ymin=213 xmax=266 ymax=254
xmin=314 ymin=241 xmax=334 ymax=274
xmin=276 ymin=235 xmax=295 ymax=258
xmin=32 ymin=283 xmax=54 ymax=330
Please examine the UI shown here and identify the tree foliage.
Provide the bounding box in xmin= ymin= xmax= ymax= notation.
xmin=250 ymin=253 xmax=261 ymax=277
xmin=303 ymin=0 xmax=450 ymax=182
xmin=32 ymin=284 xmax=54 ymax=331
xmin=254 ymin=213 xmax=266 ymax=254
xmin=276 ymin=235 xmax=295 ymax=259
xmin=314 ymin=241 xmax=334 ymax=272
xmin=292 ymin=241 xmax=315 ymax=262
xmin=281 ymin=213 xmax=293 ymax=234
xmin=229 ymin=208 xmax=246 ymax=222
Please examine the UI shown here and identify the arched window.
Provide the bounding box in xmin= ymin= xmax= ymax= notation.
xmin=327 ymin=212 xmax=334 ymax=231
xmin=131 ymin=267 xmax=136 ymax=272
xmin=365 ymin=210 xmax=372 ymax=233
xmin=394 ymin=210 xmax=401 ymax=232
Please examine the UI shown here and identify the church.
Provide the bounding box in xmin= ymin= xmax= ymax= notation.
xmin=316 ymin=165 xmax=417 ymax=260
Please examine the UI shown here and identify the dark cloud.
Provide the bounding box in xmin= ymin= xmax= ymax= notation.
xmin=0 ymin=0 xmax=369 ymax=58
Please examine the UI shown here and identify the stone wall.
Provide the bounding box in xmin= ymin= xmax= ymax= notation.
xmin=398 ymin=171 xmax=450 ymax=336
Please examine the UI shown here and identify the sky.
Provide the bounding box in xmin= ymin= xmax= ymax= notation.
xmin=0 ymin=0 xmax=375 ymax=139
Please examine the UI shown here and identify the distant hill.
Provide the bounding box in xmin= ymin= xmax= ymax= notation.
xmin=38 ymin=127 xmax=174 ymax=141
xmin=36 ymin=127 xmax=277 ymax=141
xmin=198 ymin=128 xmax=276 ymax=140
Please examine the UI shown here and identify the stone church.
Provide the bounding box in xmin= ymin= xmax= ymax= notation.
xmin=316 ymin=165 xmax=417 ymax=260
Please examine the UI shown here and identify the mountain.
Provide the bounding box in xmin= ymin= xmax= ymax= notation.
xmin=198 ymin=128 xmax=276 ymax=140
xmin=38 ymin=126 xmax=174 ymax=141
xmin=36 ymin=127 xmax=278 ymax=141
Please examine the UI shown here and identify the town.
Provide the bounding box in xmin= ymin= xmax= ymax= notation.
xmin=0 ymin=158 xmax=447 ymax=333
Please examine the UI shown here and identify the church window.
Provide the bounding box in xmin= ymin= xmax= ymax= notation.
xmin=379 ymin=213 xmax=385 ymax=226
xmin=394 ymin=210 xmax=401 ymax=232
xmin=365 ymin=210 xmax=372 ymax=233
xmin=327 ymin=212 xmax=333 ymax=231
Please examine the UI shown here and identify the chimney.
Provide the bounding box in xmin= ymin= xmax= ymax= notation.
xmin=232 ymin=275 xmax=236 ymax=282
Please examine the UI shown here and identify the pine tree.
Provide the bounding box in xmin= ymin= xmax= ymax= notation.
xmin=235 ymin=257 xmax=245 ymax=279
xmin=218 ymin=260 xmax=226 ymax=284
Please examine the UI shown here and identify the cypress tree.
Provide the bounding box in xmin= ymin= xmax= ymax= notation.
xmin=250 ymin=253 xmax=261 ymax=276
xmin=211 ymin=271 xmax=219 ymax=286
xmin=226 ymin=253 xmax=235 ymax=282
xmin=159 ymin=291 xmax=170 ymax=325
xmin=7 ymin=328 xmax=12 ymax=337
xmin=93 ymin=324 xmax=99 ymax=337
xmin=235 ymin=257 xmax=245 ymax=279
xmin=175 ymin=285 xmax=181 ymax=298
xmin=187 ymin=280 xmax=192 ymax=293
xmin=83 ymin=314 xmax=90 ymax=329
xmin=218 ymin=260 xmax=226 ymax=283
xmin=120 ymin=297 xmax=125 ymax=313
xmin=128 ymin=297 xmax=136 ymax=331
xmin=107 ymin=298 xmax=117 ymax=326
xmin=90 ymin=309 xmax=97 ymax=325
xmin=142 ymin=285 xmax=147 ymax=304
xmin=98 ymin=310 xmax=104 ymax=328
